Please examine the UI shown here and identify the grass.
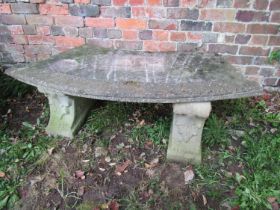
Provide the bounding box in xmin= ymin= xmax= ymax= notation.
xmin=0 ymin=73 xmax=279 ymax=209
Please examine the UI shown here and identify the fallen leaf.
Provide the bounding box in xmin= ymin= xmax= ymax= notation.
xmin=75 ymin=170 xmax=85 ymax=179
xmin=95 ymin=147 xmax=108 ymax=158
xmin=184 ymin=168 xmax=194 ymax=184
xmin=202 ymin=195 xmax=207 ymax=206
xmin=109 ymin=200 xmax=119 ymax=210
xmin=139 ymin=119 xmax=145 ymax=126
xmin=77 ymin=186 xmax=85 ymax=196
xmin=105 ymin=156 xmax=111 ymax=162
xmin=82 ymin=159 xmax=90 ymax=163
xmin=267 ymin=197 xmax=277 ymax=203
xmin=47 ymin=147 xmax=55 ymax=155
xmin=99 ymin=168 xmax=106 ymax=172
xmin=0 ymin=171 xmax=5 ymax=178
xmin=145 ymin=158 xmax=159 ymax=169
xmin=115 ymin=160 xmax=132 ymax=174
xmin=116 ymin=143 xmax=125 ymax=149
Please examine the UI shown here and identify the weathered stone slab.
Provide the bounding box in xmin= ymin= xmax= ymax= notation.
xmin=167 ymin=102 xmax=211 ymax=164
xmin=5 ymin=45 xmax=262 ymax=103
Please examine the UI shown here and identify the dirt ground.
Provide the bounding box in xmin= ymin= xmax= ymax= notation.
xmin=1 ymin=91 xmax=280 ymax=210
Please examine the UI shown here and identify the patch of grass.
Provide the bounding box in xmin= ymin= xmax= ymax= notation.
xmin=130 ymin=117 xmax=170 ymax=147
xmin=202 ymin=114 xmax=229 ymax=148
xmin=268 ymin=50 xmax=280 ymax=64
xmin=0 ymin=116 xmax=55 ymax=209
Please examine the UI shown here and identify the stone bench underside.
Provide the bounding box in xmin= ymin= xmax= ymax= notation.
xmin=5 ymin=45 xmax=263 ymax=164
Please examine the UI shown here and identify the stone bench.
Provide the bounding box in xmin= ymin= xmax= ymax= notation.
xmin=5 ymin=45 xmax=263 ymax=164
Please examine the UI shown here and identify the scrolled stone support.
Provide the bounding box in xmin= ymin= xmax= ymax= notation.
xmin=167 ymin=102 xmax=211 ymax=164
xmin=39 ymin=88 xmax=92 ymax=138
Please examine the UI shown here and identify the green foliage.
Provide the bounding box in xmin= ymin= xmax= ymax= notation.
xmin=130 ymin=117 xmax=170 ymax=147
xmin=202 ymin=114 xmax=229 ymax=147
xmin=268 ymin=50 xmax=280 ymax=64
xmin=0 ymin=122 xmax=55 ymax=209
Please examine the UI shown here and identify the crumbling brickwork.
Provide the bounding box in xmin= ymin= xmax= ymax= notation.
xmin=0 ymin=0 xmax=279 ymax=88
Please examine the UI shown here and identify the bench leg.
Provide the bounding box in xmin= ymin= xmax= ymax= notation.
xmin=40 ymin=90 xmax=92 ymax=138
xmin=167 ymin=102 xmax=211 ymax=164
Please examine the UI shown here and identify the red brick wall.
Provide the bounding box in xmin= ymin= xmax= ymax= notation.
xmin=0 ymin=0 xmax=279 ymax=88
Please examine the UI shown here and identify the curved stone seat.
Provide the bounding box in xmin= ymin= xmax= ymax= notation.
xmin=5 ymin=45 xmax=263 ymax=164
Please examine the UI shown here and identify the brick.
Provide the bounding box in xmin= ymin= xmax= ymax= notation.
xmin=264 ymin=78 xmax=277 ymax=86
xmin=235 ymin=34 xmax=251 ymax=44
xmin=101 ymin=6 xmax=131 ymax=18
xmin=213 ymin=22 xmax=245 ymax=33
xmin=149 ymin=19 xmax=177 ymax=30
xmin=143 ymin=41 xmax=176 ymax=52
xmin=12 ymin=35 xmax=28 ymax=44
xmin=225 ymin=55 xmax=253 ymax=65
xmin=269 ymin=0 xmax=280 ymax=11
xmin=139 ymin=30 xmax=152 ymax=40
xmin=249 ymin=35 xmax=268 ymax=45
xmin=107 ymin=29 xmax=122 ymax=39
xmin=0 ymin=26 xmax=13 ymax=43
xmin=8 ymin=25 xmax=23 ymax=35
xmin=236 ymin=11 xmax=269 ymax=22
xmin=91 ymin=0 xmax=111 ymax=5
xmin=55 ymin=16 xmax=83 ymax=27
xmin=131 ymin=7 xmax=145 ymax=17
xmin=202 ymin=33 xmax=218 ymax=43
xmin=30 ymin=0 xmax=46 ymax=3
xmin=22 ymin=25 xmax=36 ymax=35
xmin=197 ymin=0 xmax=217 ymax=8
xmin=79 ymin=27 xmax=93 ymax=38
xmin=186 ymin=32 xmax=202 ymax=41
xmin=247 ymin=24 xmax=279 ymax=34
xmin=37 ymin=26 xmax=50 ymax=35
xmin=26 ymin=15 xmax=53 ymax=25
xmin=69 ymin=4 xmax=99 ymax=17
xmin=11 ymin=3 xmax=38 ymax=14
xmin=0 ymin=4 xmax=11 ymax=13
xmin=177 ymin=43 xmax=198 ymax=51
xmin=85 ymin=18 xmax=114 ymax=28
xmin=208 ymin=44 xmax=238 ymax=54
xmin=122 ymin=30 xmax=137 ymax=40
xmin=39 ymin=4 xmax=68 ymax=15
xmin=233 ymin=0 xmax=250 ymax=8
xmin=51 ymin=26 xmax=64 ymax=36
xmin=0 ymin=14 xmax=26 ymax=25
xmin=112 ymin=0 xmax=127 ymax=5
xmin=93 ymin=28 xmax=107 ymax=38
xmin=216 ymin=0 xmax=232 ymax=7
xmin=199 ymin=9 xmax=235 ymax=21
xmin=245 ymin=66 xmax=259 ymax=75
xmin=167 ymin=8 xmax=199 ymax=19
xmin=129 ymin=0 xmax=144 ymax=5
xmin=260 ymin=68 xmax=275 ymax=77
xmin=75 ymin=0 xmax=90 ymax=3
xmin=268 ymin=36 xmax=280 ymax=46
xmin=254 ymin=0 xmax=268 ymax=10
xmin=24 ymin=44 xmax=52 ymax=55
xmin=55 ymin=36 xmax=85 ymax=47
xmin=163 ymin=0 xmax=179 ymax=7
xmin=253 ymin=56 xmax=268 ymax=65
xmin=181 ymin=21 xmax=212 ymax=31
xmin=181 ymin=0 xmax=196 ymax=7
xmin=224 ymin=34 xmax=235 ymax=43
xmin=63 ymin=26 xmax=78 ymax=37
xmin=147 ymin=0 xmax=161 ymax=6
xmin=116 ymin=18 xmax=146 ymax=29
xmin=170 ymin=32 xmax=186 ymax=41
xmin=27 ymin=35 xmax=54 ymax=44
xmin=239 ymin=46 xmax=270 ymax=56
xmin=146 ymin=8 xmax=165 ymax=18
xmin=87 ymin=38 xmax=113 ymax=48
xmin=271 ymin=12 xmax=280 ymax=23
xmin=115 ymin=40 xmax=142 ymax=50
xmin=60 ymin=0 xmax=74 ymax=3
xmin=153 ymin=30 xmax=169 ymax=41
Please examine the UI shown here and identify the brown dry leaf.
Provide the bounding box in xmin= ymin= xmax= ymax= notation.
xmin=115 ymin=160 xmax=132 ymax=174
xmin=47 ymin=147 xmax=55 ymax=155
xmin=75 ymin=170 xmax=85 ymax=179
xmin=139 ymin=119 xmax=145 ymax=126
xmin=184 ymin=168 xmax=194 ymax=184
xmin=77 ymin=186 xmax=85 ymax=196
xmin=202 ymin=194 xmax=207 ymax=206
xmin=109 ymin=200 xmax=119 ymax=210
xmin=267 ymin=197 xmax=277 ymax=203
xmin=145 ymin=158 xmax=159 ymax=169
xmin=0 ymin=171 xmax=5 ymax=178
